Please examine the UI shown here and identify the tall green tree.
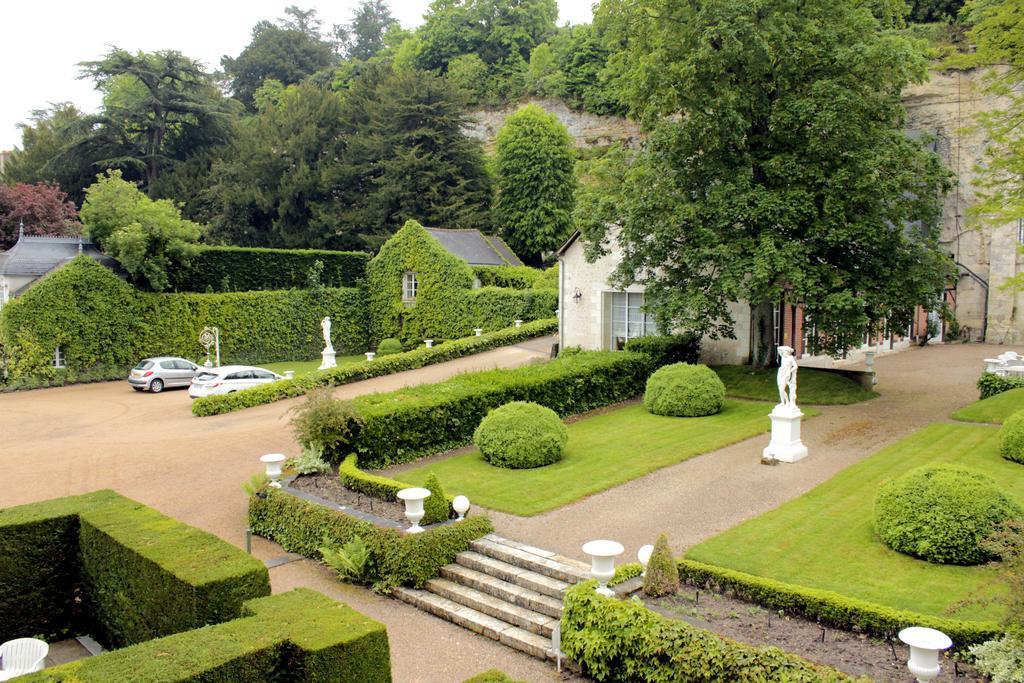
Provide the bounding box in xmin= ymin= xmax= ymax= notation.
xmin=495 ymin=104 xmax=575 ymax=265
xmin=584 ymin=0 xmax=953 ymax=355
xmin=77 ymin=48 xmax=237 ymax=193
xmin=337 ymin=0 xmax=399 ymax=61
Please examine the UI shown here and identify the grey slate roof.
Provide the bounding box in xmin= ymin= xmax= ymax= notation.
xmin=424 ymin=228 xmax=524 ymax=267
xmin=0 ymin=234 xmax=119 ymax=295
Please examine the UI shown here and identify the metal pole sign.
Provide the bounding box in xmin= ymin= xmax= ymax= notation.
xmin=199 ymin=326 xmax=221 ymax=367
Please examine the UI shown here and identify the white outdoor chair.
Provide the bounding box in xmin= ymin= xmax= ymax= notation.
xmin=0 ymin=638 xmax=48 ymax=679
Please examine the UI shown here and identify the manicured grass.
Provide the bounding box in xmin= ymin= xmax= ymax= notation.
xmin=687 ymin=423 xmax=1023 ymax=621
xmin=260 ymin=356 xmax=364 ymax=379
xmin=712 ymin=365 xmax=877 ymax=405
xmin=396 ymin=400 xmax=809 ymax=516
xmin=952 ymin=387 xmax=1024 ymax=424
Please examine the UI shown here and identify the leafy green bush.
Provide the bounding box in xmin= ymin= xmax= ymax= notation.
xmin=170 ymin=245 xmax=368 ymax=292
xmin=874 ymin=465 xmax=1023 ymax=565
xmin=643 ymin=533 xmax=679 ymax=598
xmin=532 ymin=264 xmax=558 ymax=290
xmin=377 ymin=338 xmax=403 ymax=355
xmin=320 ymin=536 xmax=372 ymax=584
xmin=999 ymin=410 xmax=1024 ymax=464
xmin=339 ymin=455 xmax=456 ymax=518
xmin=676 ymin=559 xmax=999 ymax=646
xmin=192 ymin=319 xmax=557 ymax=416
xmin=472 ymin=265 xmax=543 ymax=289
xmin=625 ymin=334 xmax=701 ymax=368
xmin=561 ymin=582 xmax=851 ymax=682
xmin=474 ymin=401 xmax=568 ymax=469
xmin=0 ymin=490 xmax=269 ymax=647
xmin=345 ymin=350 xmax=650 ymax=468
xmin=466 ymin=287 xmax=557 ymax=332
xmin=248 ymin=488 xmax=492 ymax=590
xmin=979 ymin=372 xmax=1024 ymax=399
xmin=22 ymin=589 xmax=391 ymax=683
xmin=643 ymin=362 xmax=725 ymax=417
xmin=290 ymin=389 xmax=364 ymax=462
xmin=422 ymin=474 xmax=451 ymax=524
xmin=970 ymin=634 xmax=1024 ymax=683
xmin=286 ymin=446 xmax=331 ymax=475
xmin=463 ymin=671 xmax=526 ymax=683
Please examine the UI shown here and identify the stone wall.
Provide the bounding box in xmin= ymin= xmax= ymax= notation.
xmin=465 ymin=98 xmax=642 ymax=151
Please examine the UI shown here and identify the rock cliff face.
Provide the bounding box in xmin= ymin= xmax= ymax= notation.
xmin=474 ymin=72 xmax=1020 ymax=343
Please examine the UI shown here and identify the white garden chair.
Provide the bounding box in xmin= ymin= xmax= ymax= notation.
xmin=0 ymin=638 xmax=48 ymax=679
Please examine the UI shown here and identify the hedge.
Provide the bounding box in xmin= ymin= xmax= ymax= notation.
xmin=22 ymin=588 xmax=391 ymax=683
xmin=0 ymin=257 xmax=367 ymax=382
xmin=169 ymin=245 xmax=369 ymax=292
xmin=1000 ymin=409 xmax=1024 ymax=463
xmin=336 ymin=349 xmax=651 ymax=468
xmin=675 ymin=559 xmax=1000 ymax=647
xmin=339 ymin=454 xmax=454 ymax=516
xmin=978 ymin=372 xmax=1024 ymax=399
xmin=625 ymin=334 xmax=701 ymax=368
xmin=466 ymin=287 xmax=557 ymax=332
xmin=474 ymin=401 xmax=568 ymax=468
xmin=0 ymin=490 xmax=270 ymax=647
xmin=192 ymin=318 xmax=558 ymax=416
xmin=560 ymin=582 xmax=853 ymax=682
xmin=248 ymin=488 xmax=492 ymax=590
xmin=472 ymin=265 xmax=544 ymax=289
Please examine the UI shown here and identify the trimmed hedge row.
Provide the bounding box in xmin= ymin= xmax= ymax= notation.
xmin=978 ymin=372 xmax=1024 ymax=399
xmin=0 ymin=490 xmax=270 ymax=647
xmin=169 ymin=245 xmax=369 ymax=292
xmin=466 ymin=287 xmax=557 ymax=332
xmin=561 ymin=582 xmax=852 ymax=682
xmin=472 ymin=265 xmax=544 ymax=289
xmin=23 ymin=589 xmax=391 ymax=683
xmin=624 ymin=334 xmax=701 ymax=368
xmin=339 ymin=350 xmax=651 ymax=468
xmin=193 ymin=318 xmax=558 ymax=416
xmin=249 ymin=488 xmax=492 ymax=590
xmin=339 ymin=454 xmax=455 ymax=517
xmin=676 ymin=559 xmax=1000 ymax=647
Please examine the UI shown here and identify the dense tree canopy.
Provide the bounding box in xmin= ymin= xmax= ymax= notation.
xmin=337 ymin=0 xmax=399 ymax=61
xmin=0 ymin=182 xmax=82 ymax=250
xmin=581 ymin=0 xmax=953 ymax=355
xmin=495 ymin=104 xmax=575 ymax=265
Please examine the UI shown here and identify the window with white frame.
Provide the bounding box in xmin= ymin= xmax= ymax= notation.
xmin=402 ymin=271 xmax=417 ymax=303
xmin=610 ymin=292 xmax=658 ymax=350
xmin=53 ymin=346 xmax=66 ymax=369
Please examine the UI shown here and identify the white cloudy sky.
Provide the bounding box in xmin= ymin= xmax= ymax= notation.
xmin=0 ymin=0 xmax=596 ymax=151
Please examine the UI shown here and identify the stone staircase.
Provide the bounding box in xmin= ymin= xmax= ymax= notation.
xmin=393 ymin=533 xmax=590 ymax=660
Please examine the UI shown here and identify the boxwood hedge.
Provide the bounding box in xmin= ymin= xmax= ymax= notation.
xmin=169 ymin=245 xmax=369 ymax=292
xmin=978 ymin=372 xmax=1024 ymax=400
xmin=0 ymin=490 xmax=270 ymax=647
xmin=22 ymin=588 xmax=391 ymax=683
xmin=339 ymin=454 xmax=454 ymax=517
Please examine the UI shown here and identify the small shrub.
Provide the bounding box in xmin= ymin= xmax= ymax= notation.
xmin=969 ymin=634 xmax=1024 ymax=683
xmin=644 ymin=362 xmax=726 ymax=417
xmin=320 ymin=535 xmax=372 ymax=585
xmin=999 ymin=410 xmax=1024 ymax=464
xmin=643 ymin=533 xmax=680 ymax=598
xmin=286 ymin=445 xmax=332 ymax=474
xmin=422 ymin=473 xmax=450 ymax=524
xmin=874 ymin=465 xmax=1024 ymax=565
xmin=626 ymin=334 xmax=701 ymax=368
xmin=979 ymin=372 xmax=1024 ymax=400
xmin=474 ymin=401 xmax=568 ymax=469
xmin=289 ymin=389 xmax=362 ymax=462
xmin=377 ymin=338 xmax=403 ymax=356
xmin=463 ymin=671 xmax=526 ymax=683
xmin=242 ymin=472 xmax=270 ymax=497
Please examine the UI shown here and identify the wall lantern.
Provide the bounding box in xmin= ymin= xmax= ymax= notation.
xmin=572 ymin=288 xmax=583 ymax=305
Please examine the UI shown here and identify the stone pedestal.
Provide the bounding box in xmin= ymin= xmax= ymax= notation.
xmin=762 ymin=404 xmax=808 ymax=463
xmin=319 ymin=348 xmax=337 ymax=370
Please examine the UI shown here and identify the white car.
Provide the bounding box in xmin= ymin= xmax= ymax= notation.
xmin=188 ymin=365 xmax=284 ymax=398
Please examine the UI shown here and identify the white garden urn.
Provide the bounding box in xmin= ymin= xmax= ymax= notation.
xmin=365 ymin=352 xmax=376 ymax=362
xmin=452 ymin=495 xmax=470 ymax=520
xmin=260 ymin=453 xmax=287 ymax=488
xmin=424 ymin=339 xmax=434 ymax=348
xmin=898 ymin=627 xmax=952 ymax=682
xmin=514 ymin=319 xmax=523 ymax=328
xmin=283 ymin=370 xmax=295 ymax=380
xmin=582 ymin=540 xmax=624 ymax=597
xmin=474 ymin=328 xmax=483 ymax=337
xmin=397 ymin=487 xmax=432 ymax=534
xmin=637 ymin=544 xmax=654 ymax=577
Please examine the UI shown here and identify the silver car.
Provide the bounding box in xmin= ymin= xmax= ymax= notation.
xmin=128 ymin=357 xmax=200 ymax=393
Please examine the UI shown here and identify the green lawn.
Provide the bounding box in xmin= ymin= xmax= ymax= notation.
xmin=712 ymin=365 xmax=877 ymax=405
xmin=952 ymin=387 xmax=1024 ymax=424
xmin=395 ymin=400 xmax=809 ymax=516
xmin=687 ymin=422 xmax=1023 ymax=621
xmin=260 ymin=356 xmax=365 ymax=378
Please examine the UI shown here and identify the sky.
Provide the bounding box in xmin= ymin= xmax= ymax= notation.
xmin=0 ymin=0 xmax=596 ymax=151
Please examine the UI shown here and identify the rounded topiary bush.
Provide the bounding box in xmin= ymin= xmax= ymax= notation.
xmin=874 ymin=464 xmax=1023 ymax=565
xmin=473 ymin=401 xmax=568 ymax=469
xmin=377 ymin=338 xmax=403 ymax=356
xmin=643 ymin=362 xmax=726 ymax=417
xmin=999 ymin=410 xmax=1024 ymax=464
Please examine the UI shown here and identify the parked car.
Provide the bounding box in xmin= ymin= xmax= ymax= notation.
xmin=128 ymin=357 xmax=200 ymax=393
xmin=188 ymin=365 xmax=284 ymax=398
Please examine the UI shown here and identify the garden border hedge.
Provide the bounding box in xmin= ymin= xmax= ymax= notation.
xmin=0 ymin=490 xmax=270 ymax=647
xmin=22 ymin=588 xmax=391 ymax=683
xmin=248 ymin=487 xmax=492 ymax=590
xmin=192 ymin=318 xmax=558 ymax=416
xmin=978 ymin=372 xmax=1024 ymax=400
xmin=339 ymin=454 xmax=455 ymax=514
xmin=169 ymin=245 xmax=369 ymax=292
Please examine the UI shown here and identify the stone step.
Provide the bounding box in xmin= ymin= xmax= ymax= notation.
xmin=425 ymin=578 xmax=558 ymax=636
xmin=471 ymin=535 xmax=591 ymax=584
xmin=393 ymin=587 xmax=554 ymax=660
xmin=455 ymin=551 xmax=571 ymax=600
xmin=440 ymin=563 xmax=564 ymax=619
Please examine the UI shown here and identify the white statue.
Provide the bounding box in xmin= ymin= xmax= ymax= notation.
xmin=776 ymin=345 xmax=798 ymax=407
xmin=321 ymin=316 xmax=333 ymax=352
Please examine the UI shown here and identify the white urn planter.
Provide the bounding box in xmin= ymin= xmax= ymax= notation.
xmin=898 ymin=627 xmax=952 ymax=682
xmin=260 ymin=453 xmax=287 ymax=488
xmin=514 ymin=319 xmax=523 ymax=328
xmin=474 ymin=328 xmax=483 ymax=337
xmin=283 ymin=370 xmax=295 ymax=380
xmin=582 ymin=540 xmax=624 ymax=597
xmin=397 ymin=487 xmax=432 ymax=534
xmin=365 ymin=352 xmax=376 ymax=362
xmin=452 ymin=495 xmax=470 ymax=520
xmin=424 ymin=339 xmax=434 ymax=349
xmin=637 ymin=544 xmax=654 ymax=577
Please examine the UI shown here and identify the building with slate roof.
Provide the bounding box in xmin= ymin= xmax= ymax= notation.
xmin=0 ymin=227 xmax=119 ymax=309
xmin=423 ymin=228 xmax=523 ymax=267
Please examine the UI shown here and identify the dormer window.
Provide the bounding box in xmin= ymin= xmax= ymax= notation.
xmin=54 ymin=346 xmax=66 ymax=369
xmin=403 ymin=271 xmax=418 ymax=303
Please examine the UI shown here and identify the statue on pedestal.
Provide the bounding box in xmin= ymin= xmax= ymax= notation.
xmin=763 ymin=345 xmax=808 ymax=463
xmin=321 ymin=316 xmax=333 ymax=352
xmin=776 ymin=345 xmax=798 ymax=407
